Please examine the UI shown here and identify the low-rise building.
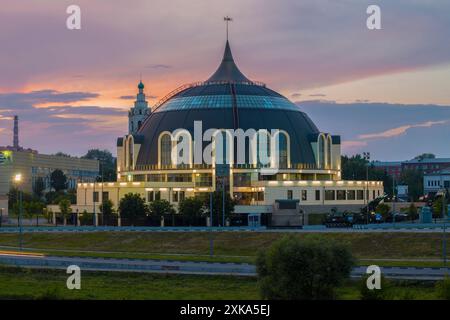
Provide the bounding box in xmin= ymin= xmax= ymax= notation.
xmin=372 ymin=161 xmax=402 ymax=179
xmin=0 ymin=116 xmax=99 ymax=221
xmin=423 ymin=168 xmax=450 ymax=195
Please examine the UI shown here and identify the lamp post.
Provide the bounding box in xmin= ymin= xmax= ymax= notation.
xmin=13 ymin=173 xmax=23 ymax=251
xmin=363 ymin=152 xmax=370 ymax=224
xmin=392 ymin=177 xmax=396 ymax=225
xmin=442 ymin=186 xmax=447 ymax=268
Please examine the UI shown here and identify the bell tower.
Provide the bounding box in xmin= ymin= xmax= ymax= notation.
xmin=128 ymin=80 xmax=150 ymax=134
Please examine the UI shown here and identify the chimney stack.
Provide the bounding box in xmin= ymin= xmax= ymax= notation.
xmin=13 ymin=115 xmax=19 ymax=150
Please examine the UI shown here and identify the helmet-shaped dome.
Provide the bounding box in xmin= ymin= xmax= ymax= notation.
xmin=134 ymin=41 xmax=320 ymax=167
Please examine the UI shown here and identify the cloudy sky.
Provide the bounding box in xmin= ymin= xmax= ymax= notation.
xmin=0 ymin=0 xmax=449 ymax=160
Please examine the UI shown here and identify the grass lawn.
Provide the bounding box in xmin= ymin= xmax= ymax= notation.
xmin=0 ymin=232 xmax=448 ymax=263
xmin=0 ymin=266 xmax=442 ymax=300
xmin=0 ymin=266 xmax=259 ymax=300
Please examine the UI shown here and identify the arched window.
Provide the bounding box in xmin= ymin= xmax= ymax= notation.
xmin=214 ymin=131 xmax=228 ymax=165
xmin=257 ymin=131 xmax=271 ymax=167
xmin=326 ymin=135 xmax=332 ymax=169
xmin=160 ymin=133 xmax=172 ymax=166
xmin=318 ymin=134 xmax=325 ymax=169
xmin=279 ymin=132 xmax=288 ymax=169
xmin=138 ymin=121 xmax=142 ymax=130
xmin=172 ymin=130 xmax=192 ymax=167
xmin=123 ymin=137 xmax=127 ymax=170
xmin=127 ymin=136 xmax=134 ymax=170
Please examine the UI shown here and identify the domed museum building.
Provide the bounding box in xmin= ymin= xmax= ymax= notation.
xmin=76 ymin=39 xmax=383 ymax=226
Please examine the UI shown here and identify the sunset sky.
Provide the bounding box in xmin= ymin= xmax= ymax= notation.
xmin=0 ymin=0 xmax=449 ymax=160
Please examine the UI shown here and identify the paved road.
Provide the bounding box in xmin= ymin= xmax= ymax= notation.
xmin=0 ymin=225 xmax=449 ymax=233
xmin=0 ymin=253 xmax=448 ymax=280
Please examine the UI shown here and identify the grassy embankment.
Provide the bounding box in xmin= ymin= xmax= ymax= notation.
xmin=0 ymin=231 xmax=448 ymax=266
xmin=0 ymin=266 xmax=441 ymax=300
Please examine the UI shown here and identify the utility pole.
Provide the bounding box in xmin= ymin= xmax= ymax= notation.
xmin=363 ymin=152 xmax=371 ymax=224
xmin=392 ymin=177 xmax=396 ymax=224
xmin=209 ymin=192 xmax=214 ymax=256
xmin=442 ymin=187 xmax=447 ymax=268
xmin=222 ymin=177 xmax=225 ymax=227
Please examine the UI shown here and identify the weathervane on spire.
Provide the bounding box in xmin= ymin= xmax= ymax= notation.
xmin=224 ymin=16 xmax=233 ymax=41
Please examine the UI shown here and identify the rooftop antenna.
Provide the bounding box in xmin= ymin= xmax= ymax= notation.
xmin=224 ymin=16 xmax=233 ymax=41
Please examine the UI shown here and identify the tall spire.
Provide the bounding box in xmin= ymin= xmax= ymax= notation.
xmin=206 ymin=17 xmax=251 ymax=83
xmin=224 ymin=16 xmax=232 ymax=41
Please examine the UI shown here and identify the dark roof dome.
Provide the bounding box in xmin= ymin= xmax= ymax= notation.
xmin=134 ymin=40 xmax=321 ymax=167
xmin=138 ymin=81 xmax=144 ymax=89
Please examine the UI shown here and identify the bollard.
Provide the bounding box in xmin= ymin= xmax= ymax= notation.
xmin=117 ymin=216 xmax=121 ymax=227
xmin=160 ymin=215 xmax=164 ymax=227
xmin=94 ymin=213 xmax=99 ymax=227
xmin=206 ymin=216 xmax=211 ymax=227
xmin=77 ymin=212 xmax=80 ymax=226
xmin=53 ymin=212 xmax=56 ymax=226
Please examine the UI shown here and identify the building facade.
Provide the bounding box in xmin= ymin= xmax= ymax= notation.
xmin=402 ymin=158 xmax=450 ymax=175
xmin=424 ymin=168 xmax=450 ymax=195
xmin=0 ymin=149 xmax=99 ymax=219
xmin=372 ymin=161 xmax=402 ymax=179
xmin=76 ymin=39 xmax=383 ymax=225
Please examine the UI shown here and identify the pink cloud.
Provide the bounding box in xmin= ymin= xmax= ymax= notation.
xmin=358 ymin=120 xmax=448 ymax=140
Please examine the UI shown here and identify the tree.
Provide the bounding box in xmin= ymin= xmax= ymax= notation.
xmin=433 ymin=198 xmax=448 ymax=219
xmin=407 ymin=203 xmax=418 ymax=221
xmin=399 ymin=169 xmax=423 ymax=201
xmin=82 ymin=149 xmax=117 ymax=182
xmin=359 ymin=274 xmax=392 ymax=300
xmin=341 ymin=155 xmax=392 ymax=196
xmin=24 ymin=200 xmax=45 ymax=219
xmin=50 ymin=169 xmax=67 ymax=192
xmin=99 ymin=199 xmax=116 ymax=225
xmin=99 ymin=199 xmax=115 ymax=217
xmin=58 ymin=198 xmax=72 ymax=225
xmin=200 ymin=191 xmax=235 ymax=226
xmin=375 ymin=203 xmax=390 ymax=218
xmin=148 ymin=199 xmax=175 ymax=216
xmin=33 ymin=177 xmax=46 ymax=198
xmin=435 ymin=276 xmax=450 ymax=300
xmin=414 ymin=153 xmax=435 ymax=161
xmin=256 ymin=235 xmax=354 ymax=300
xmin=53 ymin=152 xmax=72 ymax=158
xmin=178 ymin=197 xmax=205 ymax=223
xmin=118 ymin=193 xmax=148 ymax=225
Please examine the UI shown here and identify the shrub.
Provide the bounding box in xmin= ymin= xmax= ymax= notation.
xmin=58 ymin=198 xmax=72 ymax=220
xmin=359 ymin=274 xmax=391 ymax=300
xmin=148 ymin=199 xmax=175 ymax=216
xmin=118 ymin=193 xmax=148 ymax=225
xmin=256 ymin=235 xmax=354 ymax=300
xmin=80 ymin=210 xmax=94 ymax=225
xmin=375 ymin=203 xmax=390 ymax=218
xmin=178 ymin=197 xmax=205 ymax=223
xmin=435 ymin=276 xmax=450 ymax=300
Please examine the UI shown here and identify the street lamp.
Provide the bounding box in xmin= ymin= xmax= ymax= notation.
xmin=363 ymin=152 xmax=370 ymax=224
xmin=13 ymin=173 xmax=23 ymax=251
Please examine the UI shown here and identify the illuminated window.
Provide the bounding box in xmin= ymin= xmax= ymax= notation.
xmin=278 ymin=132 xmax=288 ymax=169
xmin=160 ymin=134 xmax=172 ymax=166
